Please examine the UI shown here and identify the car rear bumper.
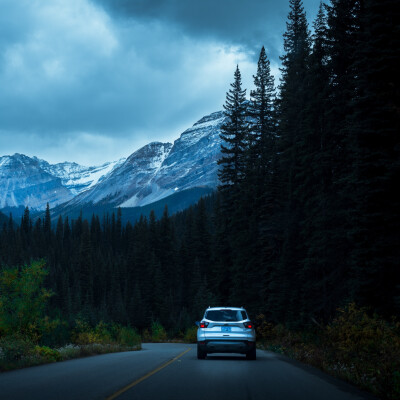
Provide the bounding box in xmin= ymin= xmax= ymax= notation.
xmin=197 ymin=340 xmax=255 ymax=354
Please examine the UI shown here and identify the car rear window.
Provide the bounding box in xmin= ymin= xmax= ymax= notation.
xmin=205 ymin=309 xmax=247 ymax=322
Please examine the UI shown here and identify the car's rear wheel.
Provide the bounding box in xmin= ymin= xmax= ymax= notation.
xmin=246 ymin=347 xmax=256 ymax=360
xmin=197 ymin=345 xmax=207 ymax=359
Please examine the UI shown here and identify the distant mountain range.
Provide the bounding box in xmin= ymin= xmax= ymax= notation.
xmin=0 ymin=110 xmax=225 ymax=220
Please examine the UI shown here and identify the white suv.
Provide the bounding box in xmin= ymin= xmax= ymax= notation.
xmin=196 ymin=307 xmax=256 ymax=360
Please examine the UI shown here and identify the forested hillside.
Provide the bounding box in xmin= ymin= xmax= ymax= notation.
xmin=0 ymin=212 xmax=8 ymax=227
xmin=0 ymin=0 xmax=398 ymax=334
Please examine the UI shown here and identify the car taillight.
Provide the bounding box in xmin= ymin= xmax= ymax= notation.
xmin=200 ymin=321 xmax=209 ymax=328
xmin=244 ymin=322 xmax=253 ymax=329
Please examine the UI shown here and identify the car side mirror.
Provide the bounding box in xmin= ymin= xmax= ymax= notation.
xmin=195 ymin=321 xmax=200 ymax=327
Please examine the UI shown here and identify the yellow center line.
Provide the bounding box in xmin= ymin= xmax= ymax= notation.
xmin=106 ymin=348 xmax=191 ymax=400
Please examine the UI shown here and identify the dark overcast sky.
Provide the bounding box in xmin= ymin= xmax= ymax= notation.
xmin=0 ymin=0 xmax=320 ymax=165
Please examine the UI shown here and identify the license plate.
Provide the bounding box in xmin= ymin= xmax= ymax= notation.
xmin=221 ymin=326 xmax=231 ymax=332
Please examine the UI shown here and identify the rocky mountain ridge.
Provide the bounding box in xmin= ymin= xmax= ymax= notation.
xmin=0 ymin=109 xmax=226 ymax=214
xmin=36 ymin=158 xmax=126 ymax=195
xmin=60 ymin=110 xmax=225 ymax=212
xmin=0 ymin=153 xmax=73 ymax=210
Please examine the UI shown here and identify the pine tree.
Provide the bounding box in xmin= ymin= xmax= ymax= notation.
xmin=44 ymin=203 xmax=51 ymax=243
xmin=211 ymin=193 xmax=232 ymax=303
xmin=21 ymin=206 xmax=31 ymax=236
xmin=156 ymin=259 xmax=168 ymax=316
xmin=247 ymin=44 xmax=276 ymax=213
xmin=271 ymin=0 xmax=311 ymax=324
xmin=295 ymin=2 xmax=340 ymax=321
xmin=20 ymin=206 xmax=31 ymax=250
xmin=78 ymin=220 xmax=93 ymax=306
xmin=159 ymin=206 xmax=176 ymax=286
xmin=245 ymin=46 xmax=279 ymax=312
xmin=193 ymin=197 xmax=211 ymax=276
xmin=314 ymin=0 xmax=363 ymax=318
xmin=218 ymin=65 xmax=249 ymax=194
xmin=128 ymin=283 xmax=146 ymax=329
xmin=56 ymin=216 xmax=64 ymax=243
xmin=248 ymin=46 xmax=275 ymax=153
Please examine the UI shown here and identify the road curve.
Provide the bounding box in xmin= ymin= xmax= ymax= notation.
xmin=0 ymin=343 xmax=376 ymax=400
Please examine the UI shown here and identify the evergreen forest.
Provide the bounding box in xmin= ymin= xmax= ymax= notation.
xmin=0 ymin=0 xmax=399 ymax=335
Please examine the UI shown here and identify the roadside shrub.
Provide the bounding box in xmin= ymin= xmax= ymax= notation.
xmin=40 ymin=317 xmax=70 ymax=347
xmin=73 ymin=331 xmax=98 ymax=345
xmin=72 ymin=320 xmax=142 ymax=348
xmin=325 ymin=303 xmax=400 ymax=398
xmin=256 ymin=304 xmax=400 ymax=400
xmin=117 ymin=327 xmax=141 ymax=347
xmin=142 ymin=328 xmax=151 ymax=342
xmin=183 ymin=326 xmax=197 ymax=343
xmin=0 ymin=261 xmax=53 ymax=342
xmin=255 ymin=314 xmax=277 ymax=340
xmin=34 ymin=346 xmax=62 ymax=362
xmin=94 ymin=321 xmax=113 ymax=344
xmin=151 ymin=321 xmax=167 ymax=342
xmin=72 ymin=319 xmax=98 ymax=345
xmin=170 ymin=330 xmax=184 ymax=342
xmin=72 ymin=320 xmax=116 ymax=345
xmin=326 ymin=303 xmax=400 ymax=359
xmin=57 ymin=344 xmax=81 ymax=360
xmin=0 ymin=336 xmax=34 ymax=362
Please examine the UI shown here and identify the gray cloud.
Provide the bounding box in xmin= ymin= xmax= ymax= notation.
xmin=0 ymin=0 xmax=320 ymax=165
xmin=95 ymin=0 xmax=320 ymax=60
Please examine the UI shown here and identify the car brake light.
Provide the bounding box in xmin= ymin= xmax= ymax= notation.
xmin=200 ymin=321 xmax=209 ymax=328
xmin=244 ymin=322 xmax=253 ymax=329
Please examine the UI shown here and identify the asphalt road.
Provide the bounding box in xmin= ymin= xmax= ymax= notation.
xmin=0 ymin=343 xmax=376 ymax=400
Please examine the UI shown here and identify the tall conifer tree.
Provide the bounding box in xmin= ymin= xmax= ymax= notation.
xmin=218 ymin=65 xmax=249 ymax=195
xmin=270 ymin=0 xmax=311 ymax=324
xmin=248 ymin=46 xmax=275 ymax=149
xmin=217 ymin=65 xmax=250 ymax=305
xmin=297 ymin=2 xmax=339 ymax=321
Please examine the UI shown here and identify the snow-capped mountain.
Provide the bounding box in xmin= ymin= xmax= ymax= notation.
xmin=0 ymin=108 xmax=226 ymax=215
xmin=0 ymin=154 xmax=74 ymax=210
xmin=0 ymin=154 xmax=124 ymax=211
xmin=131 ymin=110 xmax=224 ymax=206
xmin=64 ymin=142 xmax=173 ymax=207
xmin=36 ymin=158 xmax=126 ymax=195
xmin=59 ymin=110 xmax=225 ymax=211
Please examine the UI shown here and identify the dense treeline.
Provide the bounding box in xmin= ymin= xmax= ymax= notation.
xmin=216 ymin=0 xmax=399 ymax=326
xmin=0 ymin=0 xmax=399 ymax=333
xmin=0 ymin=201 xmax=219 ymax=334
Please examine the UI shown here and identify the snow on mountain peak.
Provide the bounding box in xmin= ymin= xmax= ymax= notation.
xmin=37 ymin=157 xmax=126 ymax=195
xmin=177 ymin=111 xmax=225 ymax=149
xmin=193 ymin=110 xmax=225 ymax=127
xmin=51 ymin=109 xmax=226 ymax=212
xmin=126 ymin=142 xmax=172 ymax=166
xmin=0 ymin=154 xmax=73 ymax=210
xmin=0 ymin=108 xmax=226 ymax=214
xmin=64 ymin=141 xmax=173 ymax=208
